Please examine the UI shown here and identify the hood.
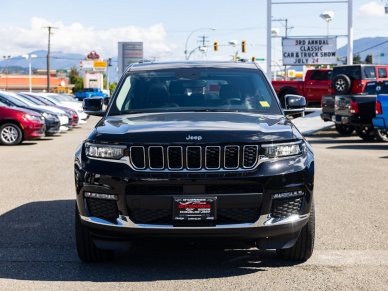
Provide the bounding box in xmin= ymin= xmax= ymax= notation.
xmin=38 ymin=105 xmax=66 ymax=115
xmin=89 ymin=112 xmax=300 ymax=144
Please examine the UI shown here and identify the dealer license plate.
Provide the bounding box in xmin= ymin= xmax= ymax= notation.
xmin=173 ymin=197 xmax=216 ymax=222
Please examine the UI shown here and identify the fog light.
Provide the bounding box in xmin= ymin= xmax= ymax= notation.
xmin=272 ymin=190 xmax=304 ymax=199
xmin=84 ymin=192 xmax=118 ymax=200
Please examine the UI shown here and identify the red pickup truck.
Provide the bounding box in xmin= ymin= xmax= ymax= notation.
xmin=272 ymin=69 xmax=332 ymax=107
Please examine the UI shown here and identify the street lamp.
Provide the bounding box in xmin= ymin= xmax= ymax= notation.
xmin=320 ymin=11 xmax=334 ymax=36
xmin=184 ymin=27 xmax=216 ymax=60
xmin=22 ymin=54 xmax=37 ymax=92
xmin=271 ymin=29 xmax=279 ymax=80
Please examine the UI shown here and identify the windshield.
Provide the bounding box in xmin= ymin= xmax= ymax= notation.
xmin=109 ymin=68 xmax=281 ymax=116
xmin=29 ymin=94 xmax=56 ymax=105
xmin=0 ymin=93 xmax=29 ymax=107
xmin=17 ymin=94 xmax=43 ymax=105
xmin=51 ymin=94 xmax=75 ymax=102
xmin=0 ymin=100 xmax=9 ymax=107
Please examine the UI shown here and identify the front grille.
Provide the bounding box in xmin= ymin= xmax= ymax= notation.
xmin=86 ymin=198 xmax=119 ymax=223
xmin=129 ymin=208 xmax=260 ymax=225
xmin=129 ymin=145 xmax=259 ymax=171
xmin=271 ymin=197 xmax=303 ymax=219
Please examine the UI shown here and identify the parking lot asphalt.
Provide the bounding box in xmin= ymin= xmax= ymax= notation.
xmin=0 ymin=117 xmax=387 ymax=291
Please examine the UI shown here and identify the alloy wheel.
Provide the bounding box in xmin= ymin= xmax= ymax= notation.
xmin=1 ymin=126 xmax=19 ymax=144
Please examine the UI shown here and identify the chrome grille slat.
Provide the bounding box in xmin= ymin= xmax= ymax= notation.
xmin=205 ymin=146 xmax=221 ymax=169
xmin=186 ymin=146 xmax=202 ymax=170
xmin=130 ymin=146 xmax=146 ymax=169
xmin=243 ymin=145 xmax=258 ymax=168
xmin=148 ymin=146 xmax=164 ymax=169
xmin=167 ymin=146 xmax=183 ymax=170
xmin=129 ymin=145 xmax=259 ymax=172
xmin=224 ymin=145 xmax=240 ymax=169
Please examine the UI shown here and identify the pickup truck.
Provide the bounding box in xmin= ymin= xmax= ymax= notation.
xmin=373 ymin=92 xmax=388 ymax=132
xmin=75 ymin=88 xmax=108 ymax=101
xmin=322 ymin=65 xmax=388 ymax=136
xmin=272 ymin=69 xmax=332 ymax=107
xmin=331 ymin=81 xmax=388 ymax=141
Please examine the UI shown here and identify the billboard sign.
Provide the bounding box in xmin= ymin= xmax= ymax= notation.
xmin=93 ymin=60 xmax=107 ymax=72
xmin=282 ymin=37 xmax=337 ymax=65
xmin=118 ymin=42 xmax=143 ymax=76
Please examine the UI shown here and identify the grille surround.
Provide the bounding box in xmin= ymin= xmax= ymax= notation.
xmin=271 ymin=197 xmax=303 ymax=219
xmin=129 ymin=145 xmax=260 ymax=172
xmin=86 ymin=198 xmax=119 ymax=223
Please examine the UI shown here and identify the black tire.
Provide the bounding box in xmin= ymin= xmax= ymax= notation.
xmin=0 ymin=123 xmax=23 ymax=145
xmin=276 ymin=200 xmax=315 ymax=262
xmin=335 ymin=124 xmax=354 ymax=135
xmin=375 ymin=129 xmax=388 ymax=142
xmin=278 ymin=89 xmax=298 ymax=108
xmin=332 ymin=74 xmax=351 ymax=94
xmin=75 ymin=205 xmax=113 ymax=263
xmin=356 ymin=126 xmax=376 ymax=141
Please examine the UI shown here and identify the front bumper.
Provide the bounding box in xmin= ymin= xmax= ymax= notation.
xmin=75 ymin=149 xmax=314 ymax=249
xmin=45 ymin=119 xmax=61 ymax=134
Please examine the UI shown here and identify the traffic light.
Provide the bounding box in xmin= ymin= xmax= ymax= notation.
xmin=251 ymin=56 xmax=256 ymax=62
xmin=213 ymin=41 xmax=218 ymax=52
xmin=242 ymin=40 xmax=246 ymax=53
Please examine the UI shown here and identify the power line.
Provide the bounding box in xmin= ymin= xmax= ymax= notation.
xmin=354 ymin=40 xmax=388 ymax=55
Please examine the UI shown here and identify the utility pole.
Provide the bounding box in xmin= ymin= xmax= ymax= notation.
xmin=272 ymin=18 xmax=293 ymax=80
xmin=45 ymin=26 xmax=57 ymax=92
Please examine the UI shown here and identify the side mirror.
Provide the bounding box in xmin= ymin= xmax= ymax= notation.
xmin=283 ymin=94 xmax=306 ymax=116
xmin=83 ymin=97 xmax=105 ymax=116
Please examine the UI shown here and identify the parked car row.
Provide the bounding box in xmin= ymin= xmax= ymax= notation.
xmin=0 ymin=91 xmax=88 ymax=145
xmin=321 ymin=80 xmax=388 ymax=141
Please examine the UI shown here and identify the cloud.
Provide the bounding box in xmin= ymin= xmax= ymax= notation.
xmin=358 ymin=1 xmax=385 ymax=17
xmin=0 ymin=17 xmax=175 ymax=59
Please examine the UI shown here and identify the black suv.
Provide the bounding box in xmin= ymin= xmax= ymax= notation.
xmin=75 ymin=61 xmax=315 ymax=262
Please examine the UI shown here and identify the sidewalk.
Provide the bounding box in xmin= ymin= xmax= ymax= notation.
xmin=291 ymin=109 xmax=334 ymax=135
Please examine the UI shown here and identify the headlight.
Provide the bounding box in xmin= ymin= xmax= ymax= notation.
xmin=260 ymin=141 xmax=305 ymax=159
xmin=85 ymin=143 xmax=126 ymax=159
xmin=24 ymin=114 xmax=43 ymax=122
xmin=42 ymin=112 xmax=56 ymax=120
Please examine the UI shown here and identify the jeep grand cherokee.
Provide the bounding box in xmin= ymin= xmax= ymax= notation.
xmin=74 ymin=61 xmax=315 ymax=262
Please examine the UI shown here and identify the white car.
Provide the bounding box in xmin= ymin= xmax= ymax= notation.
xmin=2 ymin=91 xmax=71 ymax=131
xmin=40 ymin=93 xmax=89 ymax=123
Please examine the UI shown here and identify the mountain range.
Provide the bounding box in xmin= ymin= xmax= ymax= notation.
xmin=0 ymin=37 xmax=387 ymax=81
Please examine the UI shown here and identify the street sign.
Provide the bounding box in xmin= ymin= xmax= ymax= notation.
xmin=93 ymin=61 xmax=107 ymax=72
xmin=282 ymin=37 xmax=337 ymax=66
xmin=118 ymin=42 xmax=144 ymax=76
xmin=80 ymin=60 xmax=94 ymax=70
xmin=56 ymin=69 xmax=68 ymax=78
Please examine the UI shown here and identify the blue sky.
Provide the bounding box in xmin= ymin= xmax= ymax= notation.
xmin=0 ymin=0 xmax=387 ymax=62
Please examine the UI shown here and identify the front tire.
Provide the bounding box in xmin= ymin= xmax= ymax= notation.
xmin=276 ymin=201 xmax=315 ymax=262
xmin=75 ymin=205 xmax=113 ymax=263
xmin=335 ymin=124 xmax=354 ymax=135
xmin=0 ymin=123 xmax=23 ymax=145
xmin=356 ymin=126 xmax=376 ymax=141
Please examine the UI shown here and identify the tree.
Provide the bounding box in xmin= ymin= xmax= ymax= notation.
xmin=365 ymin=54 xmax=373 ymax=64
xmin=109 ymin=82 xmax=117 ymax=95
xmin=69 ymin=66 xmax=84 ymax=93
xmin=353 ymin=54 xmax=362 ymax=64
